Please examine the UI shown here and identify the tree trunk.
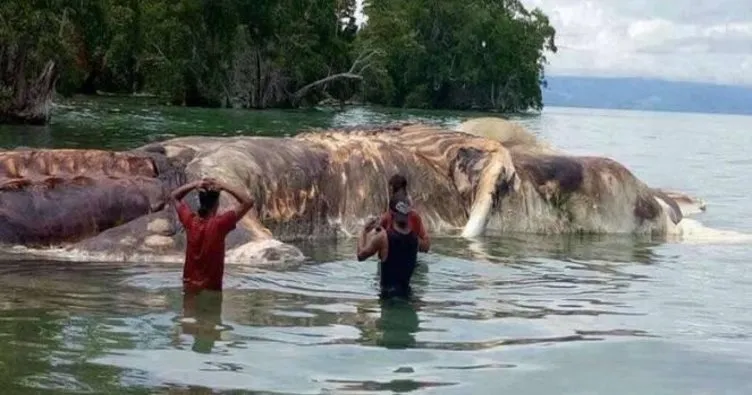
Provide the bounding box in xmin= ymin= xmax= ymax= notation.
xmin=0 ymin=55 xmax=58 ymax=125
xmin=256 ymin=47 xmax=262 ymax=108
xmin=289 ymin=49 xmax=379 ymax=107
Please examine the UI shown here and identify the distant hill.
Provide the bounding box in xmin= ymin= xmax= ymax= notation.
xmin=542 ymin=76 xmax=752 ymax=115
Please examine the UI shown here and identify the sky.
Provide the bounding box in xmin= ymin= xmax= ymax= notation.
xmin=355 ymin=0 xmax=752 ymax=86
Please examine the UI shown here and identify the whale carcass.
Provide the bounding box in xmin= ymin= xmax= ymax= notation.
xmin=0 ymin=120 xmax=705 ymax=264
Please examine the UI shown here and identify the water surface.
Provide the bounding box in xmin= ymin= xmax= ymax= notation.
xmin=0 ymin=101 xmax=751 ymax=394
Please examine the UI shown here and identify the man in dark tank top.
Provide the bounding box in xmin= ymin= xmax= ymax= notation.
xmin=379 ymin=174 xmax=430 ymax=253
xmin=357 ymin=194 xmax=420 ymax=299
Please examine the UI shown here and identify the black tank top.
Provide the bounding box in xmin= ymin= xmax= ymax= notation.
xmin=379 ymin=228 xmax=419 ymax=299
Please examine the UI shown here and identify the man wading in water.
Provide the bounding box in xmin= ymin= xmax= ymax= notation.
xmin=357 ymin=193 xmax=421 ymax=299
xmin=379 ymin=174 xmax=430 ymax=253
xmin=170 ymin=178 xmax=254 ymax=293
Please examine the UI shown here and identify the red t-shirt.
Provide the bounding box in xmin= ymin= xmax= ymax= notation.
xmin=379 ymin=210 xmax=427 ymax=239
xmin=176 ymin=202 xmax=238 ymax=291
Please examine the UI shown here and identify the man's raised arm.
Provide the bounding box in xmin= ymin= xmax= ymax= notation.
xmin=357 ymin=224 xmax=385 ymax=262
xmin=211 ymin=179 xmax=254 ymax=219
xmin=171 ymin=180 xmax=202 ymax=202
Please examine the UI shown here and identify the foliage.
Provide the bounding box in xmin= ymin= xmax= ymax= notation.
xmin=358 ymin=0 xmax=558 ymax=111
xmin=1 ymin=0 xmax=556 ymax=114
xmin=0 ymin=1 xmax=72 ymax=121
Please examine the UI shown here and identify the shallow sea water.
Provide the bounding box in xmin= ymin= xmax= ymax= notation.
xmin=0 ymin=103 xmax=751 ymax=394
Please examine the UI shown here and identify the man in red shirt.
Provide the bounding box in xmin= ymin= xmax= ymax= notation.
xmin=170 ymin=178 xmax=254 ymax=292
xmin=377 ymin=174 xmax=430 ymax=253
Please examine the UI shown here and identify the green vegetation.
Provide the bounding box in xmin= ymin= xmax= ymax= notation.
xmin=0 ymin=0 xmax=557 ymax=124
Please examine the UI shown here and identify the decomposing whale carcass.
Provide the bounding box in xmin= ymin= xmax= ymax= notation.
xmin=0 ymin=119 xmax=710 ymax=265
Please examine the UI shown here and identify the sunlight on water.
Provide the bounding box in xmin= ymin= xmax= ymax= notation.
xmin=1 ymin=235 xmax=751 ymax=394
xmin=0 ymin=102 xmax=752 ymax=394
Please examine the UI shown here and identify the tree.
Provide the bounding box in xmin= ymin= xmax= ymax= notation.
xmin=357 ymin=0 xmax=557 ymax=112
xmin=0 ymin=1 xmax=69 ymax=124
xmin=0 ymin=0 xmax=558 ymax=125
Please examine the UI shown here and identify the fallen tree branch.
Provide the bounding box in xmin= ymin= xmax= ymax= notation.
xmin=290 ymin=49 xmax=380 ymax=106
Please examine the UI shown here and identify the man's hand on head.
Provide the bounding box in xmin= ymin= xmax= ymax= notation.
xmin=200 ymin=177 xmax=221 ymax=191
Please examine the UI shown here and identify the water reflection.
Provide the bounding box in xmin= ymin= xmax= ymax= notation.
xmin=177 ymin=290 xmax=227 ymax=354
xmin=0 ymin=99 xmax=492 ymax=151
xmin=354 ymin=296 xmax=423 ymax=350
xmin=375 ymin=298 xmax=421 ymax=350
xmin=0 ymin=124 xmax=54 ymax=148
xmin=0 ymin=230 xmax=748 ymax=394
xmin=437 ymin=233 xmax=665 ymax=265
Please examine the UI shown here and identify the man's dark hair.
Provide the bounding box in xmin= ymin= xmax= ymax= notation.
xmin=388 ymin=174 xmax=408 ymax=195
xmin=198 ymin=189 xmax=220 ymax=218
xmin=389 ymin=190 xmax=411 ymax=228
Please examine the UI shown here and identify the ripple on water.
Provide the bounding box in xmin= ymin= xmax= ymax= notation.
xmin=46 ymin=244 xmax=674 ymax=394
xmin=0 ymin=224 xmax=751 ymax=394
xmin=19 ymin=372 xmax=94 ymax=394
